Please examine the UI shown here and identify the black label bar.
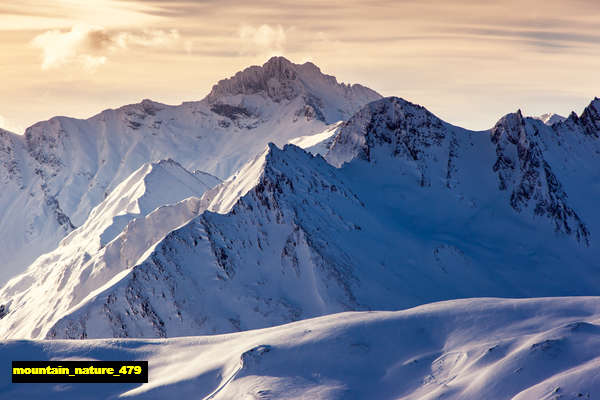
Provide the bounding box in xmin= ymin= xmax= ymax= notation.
xmin=12 ymin=361 xmax=148 ymax=383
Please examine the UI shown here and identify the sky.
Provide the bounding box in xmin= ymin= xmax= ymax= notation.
xmin=1 ymin=0 xmax=600 ymax=133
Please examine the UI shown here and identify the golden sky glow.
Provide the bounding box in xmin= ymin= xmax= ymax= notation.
xmin=2 ymin=0 xmax=600 ymax=132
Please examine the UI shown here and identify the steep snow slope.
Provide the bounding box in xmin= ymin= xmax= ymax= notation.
xmin=0 ymin=129 xmax=75 ymax=285
xmin=0 ymin=160 xmax=212 ymax=339
xmin=288 ymin=121 xmax=342 ymax=155
xmin=1 ymin=297 xmax=600 ymax=400
xmin=0 ymin=57 xmax=381 ymax=284
xmin=63 ymin=158 xmax=214 ymax=249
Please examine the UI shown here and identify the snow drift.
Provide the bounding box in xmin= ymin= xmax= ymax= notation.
xmin=1 ymin=297 xmax=599 ymax=399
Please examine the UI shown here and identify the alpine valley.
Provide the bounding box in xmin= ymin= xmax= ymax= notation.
xmin=1 ymin=57 xmax=599 ymax=400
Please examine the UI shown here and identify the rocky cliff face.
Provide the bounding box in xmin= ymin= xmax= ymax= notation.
xmin=328 ymin=97 xmax=598 ymax=244
xmin=491 ymin=111 xmax=589 ymax=244
xmin=205 ymin=56 xmax=382 ymax=124
xmin=574 ymin=97 xmax=600 ymax=137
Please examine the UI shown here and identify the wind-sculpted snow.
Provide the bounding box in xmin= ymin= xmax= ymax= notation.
xmin=0 ymin=57 xmax=380 ymax=284
xmin=1 ymin=298 xmax=600 ymax=399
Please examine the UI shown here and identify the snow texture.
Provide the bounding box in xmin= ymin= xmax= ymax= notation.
xmin=0 ymin=298 xmax=599 ymax=400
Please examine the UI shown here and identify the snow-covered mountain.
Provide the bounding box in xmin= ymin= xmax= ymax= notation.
xmin=1 ymin=297 xmax=599 ymax=400
xmin=3 ymin=96 xmax=599 ymax=340
xmin=534 ymin=112 xmax=567 ymax=125
xmin=0 ymin=57 xmax=381 ymax=284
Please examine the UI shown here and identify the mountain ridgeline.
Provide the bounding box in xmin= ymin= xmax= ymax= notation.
xmin=0 ymin=56 xmax=381 ymax=284
xmin=0 ymin=88 xmax=599 ymax=339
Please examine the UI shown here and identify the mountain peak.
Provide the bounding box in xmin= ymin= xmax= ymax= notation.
xmin=204 ymin=57 xmax=308 ymax=104
xmin=263 ymin=55 xmax=294 ymax=69
xmin=578 ymin=97 xmax=600 ymax=137
xmin=583 ymin=97 xmax=600 ymax=116
xmin=497 ymin=109 xmax=525 ymax=124
xmin=62 ymin=159 xmax=213 ymax=249
xmin=203 ymin=142 xmax=311 ymax=214
xmin=326 ymin=96 xmax=443 ymax=167
xmin=533 ymin=112 xmax=566 ymax=126
xmin=490 ymin=110 xmax=528 ymax=144
xmin=204 ymin=57 xmax=381 ymax=123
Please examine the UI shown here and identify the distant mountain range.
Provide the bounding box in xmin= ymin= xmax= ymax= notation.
xmin=0 ymin=84 xmax=599 ymax=339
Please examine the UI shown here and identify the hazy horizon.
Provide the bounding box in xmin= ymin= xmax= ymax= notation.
xmin=2 ymin=0 xmax=600 ymax=133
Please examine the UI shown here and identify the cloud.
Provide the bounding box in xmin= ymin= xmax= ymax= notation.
xmin=113 ymin=29 xmax=180 ymax=48
xmin=31 ymin=24 xmax=180 ymax=71
xmin=239 ymin=24 xmax=286 ymax=56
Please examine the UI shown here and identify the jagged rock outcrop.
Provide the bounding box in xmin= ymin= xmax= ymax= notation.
xmin=491 ymin=111 xmax=589 ymax=244
xmin=205 ymin=56 xmax=382 ymax=124
xmin=328 ymin=97 xmax=597 ymax=244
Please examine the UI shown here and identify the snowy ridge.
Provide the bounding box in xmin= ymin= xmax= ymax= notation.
xmin=3 ymin=57 xmax=600 ymax=398
xmin=0 ymin=57 xmax=380 ymax=284
xmin=201 ymin=145 xmax=272 ymax=215
xmin=6 ymin=110 xmax=598 ymax=338
xmin=2 ymin=97 xmax=600 ymax=339
xmin=288 ymin=121 xmax=342 ymax=156
xmin=61 ymin=158 xmax=213 ymax=249
xmin=326 ymin=96 xmax=449 ymax=170
xmin=193 ymin=169 xmax=222 ymax=187
xmin=0 ymin=160 xmax=211 ymax=339
xmin=43 ymin=144 xmax=364 ymax=339
xmin=576 ymin=97 xmax=600 ymax=137
xmin=326 ymin=97 xmax=599 ymax=244
xmin=1 ymin=297 xmax=600 ymax=399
